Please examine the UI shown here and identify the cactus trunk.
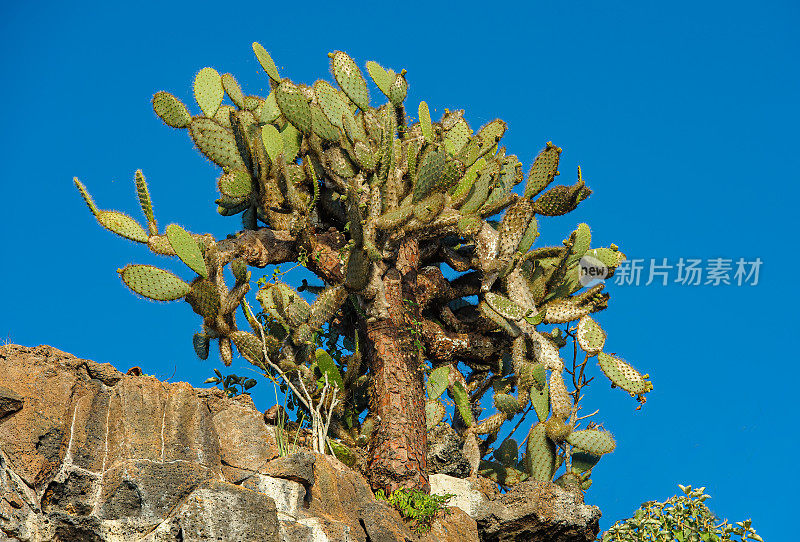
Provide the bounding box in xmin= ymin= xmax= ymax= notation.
xmin=365 ymin=237 xmax=429 ymax=493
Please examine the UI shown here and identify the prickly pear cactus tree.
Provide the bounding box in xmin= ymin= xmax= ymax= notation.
xmin=74 ymin=44 xmax=652 ymax=494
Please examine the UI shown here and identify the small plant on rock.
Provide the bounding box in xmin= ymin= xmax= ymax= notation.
xmin=375 ymin=487 xmax=455 ymax=533
xmin=602 ymin=484 xmax=763 ymax=542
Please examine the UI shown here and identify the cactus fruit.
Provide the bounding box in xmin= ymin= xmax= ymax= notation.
xmin=118 ymin=264 xmax=190 ymax=301
xmin=425 ymin=400 xmax=446 ymax=431
xmin=525 ymin=422 xmax=556 ymax=481
xmin=193 ymin=67 xmax=224 ymax=118
xmin=330 ymin=51 xmax=369 ymax=111
xmin=577 ymin=316 xmax=606 ymax=354
xmin=567 ymin=429 xmax=616 ymax=455
xmin=166 ymin=224 xmax=208 ymax=278
xmin=152 ymin=91 xmax=192 ymax=128
xmin=524 ymin=142 xmax=561 ymax=198
xmin=598 ymin=352 xmax=653 ymax=395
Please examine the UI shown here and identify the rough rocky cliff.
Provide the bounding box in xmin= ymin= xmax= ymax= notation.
xmin=0 ymin=345 xmax=600 ymax=541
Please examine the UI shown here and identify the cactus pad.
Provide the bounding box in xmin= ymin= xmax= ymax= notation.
xmin=524 ymin=142 xmax=561 ymax=198
xmin=166 ymin=224 xmax=208 ymax=278
xmin=567 ymin=429 xmax=616 ymax=455
xmin=525 ymin=422 xmax=556 ymax=481
xmin=192 ymin=332 xmax=210 ymax=360
xmin=193 ymin=67 xmax=224 ymax=118
xmin=494 ymin=438 xmax=519 ymax=467
xmin=94 ymin=211 xmax=149 ymax=243
xmin=119 ymin=264 xmax=190 ymax=301
xmin=330 ymin=51 xmax=369 ymax=111
xmin=425 ymin=399 xmax=446 ymax=431
xmin=231 ymin=330 xmax=265 ymax=366
xmin=152 ymin=91 xmax=191 ymax=128
xmin=189 ymin=117 xmax=247 ymax=170
xmin=598 ymin=352 xmax=652 ymax=394
xmin=577 ymin=316 xmax=606 ymax=354
xmin=252 ymin=42 xmax=281 ymax=82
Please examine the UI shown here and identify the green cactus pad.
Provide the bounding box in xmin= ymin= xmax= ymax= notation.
xmin=307 ymin=284 xmax=348 ymax=331
xmin=478 ymin=300 xmax=522 ymax=338
xmin=598 ymin=352 xmax=652 ymax=395
xmin=375 ymin=204 xmax=413 ymax=230
xmin=459 ymin=164 xmax=496 ymax=215
xmin=494 ymin=438 xmax=519 ymax=467
xmin=152 ymin=91 xmax=192 ymax=128
xmin=427 ymin=365 xmax=451 ymax=401
xmin=418 ymin=101 xmax=433 ymax=143
xmin=526 ymin=422 xmax=556 ymax=481
xmin=281 ymin=124 xmax=302 ymax=163
xmin=119 ymin=264 xmax=190 ymax=301
xmin=315 ymin=348 xmax=344 ymax=390
xmin=476 ymin=119 xmax=507 ymax=148
xmin=444 ymin=119 xmax=471 ymax=156
xmin=148 ymin=234 xmax=177 ymax=256
xmin=185 ymin=278 xmax=222 ymax=319
xmin=518 ymin=361 xmax=546 ymax=392
xmin=413 ymin=146 xmax=445 ymax=202
xmin=134 ymin=170 xmax=158 ymax=236
xmin=310 ymin=104 xmax=341 ymax=142
xmin=497 ymin=199 xmax=535 ymax=262
xmin=484 ymin=292 xmax=527 ymax=322
xmin=570 ymin=450 xmax=601 ymax=474
xmin=569 ymin=223 xmax=591 ymax=265
xmin=314 ymin=80 xmax=353 ymax=131
xmin=73 ymin=177 xmax=100 ymax=216
xmin=577 ymin=316 xmax=606 ymax=355
xmin=260 ymin=124 xmax=282 ymax=164
xmin=366 ymin=60 xmax=393 ymax=97
xmin=98 ymin=212 xmax=149 ymax=243
xmin=450 ymin=156 xmax=485 ymax=205
xmin=530 ymin=382 xmax=550 ymax=422
xmin=252 ymin=42 xmax=281 ymax=82
xmin=494 ymin=393 xmax=522 ymax=415
xmin=451 ymin=380 xmax=473 ymax=426
xmin=218 ymin=169 xmax=253 ymax=199
xmin=524 ymin=142 xmax=561 ymax=198
xmin=221 ymin=73 xmax=246 ymax=109
xmin=166 ymin=224 xmax=208 ymax=278
xmin=425 ymin=399 xmax=446 ymax=431
xmin=585 ymin=246 xmax=626 ymax=269
xmin=472 ymin=412 xmax=506 ymax=435
xmin=258 ymin=92 xmax=281 ymax=123
xmin=567 ymin=429 xmax=616 ymax=455
xmin=188 ymin=117 xmax=247 ymax=170
xmin=533 ymin=181 xmax=591 ymax=216
xmin=388 ymin=73 xmax=408 ymax=106
xmin=412 ymin=193 xmax=446 ymax=223
xmin=330 ymin=51 xmax=369 ymax=111
xmin=549 ymin=371 xmax=572 ymax=420
xmin=192 ymin=333 xmax=210 ymax=360
xmin=516 ymin=216 xmax=540 ymax=254
xmin=230 ymin=330 xmax=265 ymax=366
xmin=193 ymin=67 xmax=224 ymax=118
xmin=275 ymin=81 xmax=313 ymax=134
xmin=231 ymin=258 xmax=249 ymax=283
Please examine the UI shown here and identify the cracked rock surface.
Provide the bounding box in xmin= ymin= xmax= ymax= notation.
xmin=0 ymin=345 xmax=598 ymax=541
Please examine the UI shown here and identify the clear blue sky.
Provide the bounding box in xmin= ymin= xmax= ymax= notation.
xmin=1 ymin=1 xmax=797 ymax=538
